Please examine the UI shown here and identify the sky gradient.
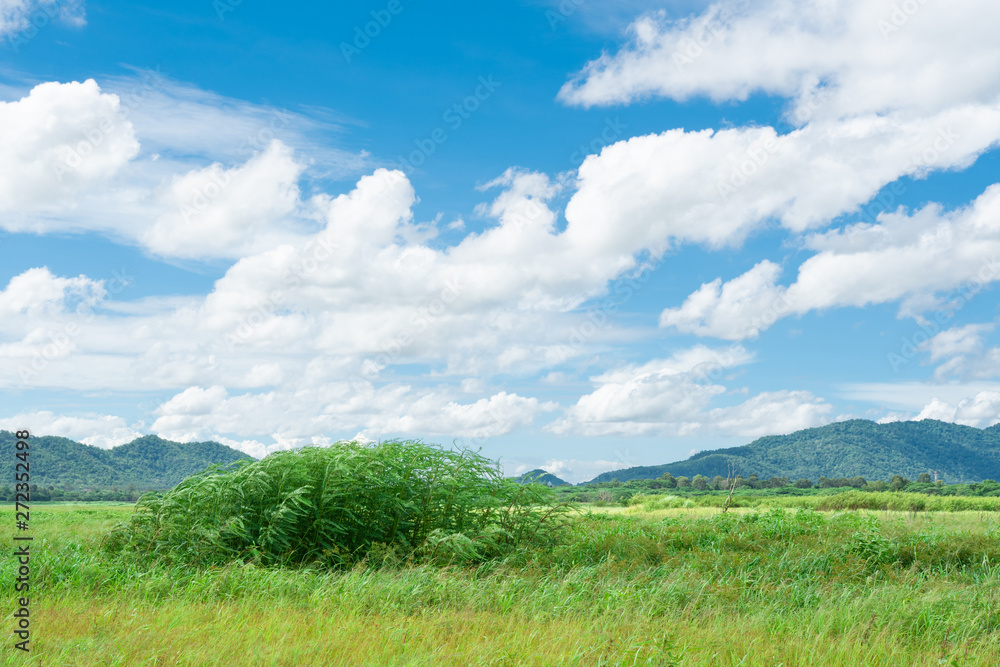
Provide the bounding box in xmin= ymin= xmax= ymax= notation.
xmin=2 ymin=0 xmax=1000 ymax=482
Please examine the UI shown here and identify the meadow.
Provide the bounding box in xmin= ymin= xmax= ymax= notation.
xmin=3 ymin=443 xmax=1000 ymax=665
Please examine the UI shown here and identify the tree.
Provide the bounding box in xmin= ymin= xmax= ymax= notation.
xmin=711 ymin=475 xmax=726 ymax=490
xmin=768 ymin=476 xmax=791 ymax=488
xmin=692 ymin=474 xmax=709 ymax=490
xmin=658 ymin=472 xmax=677 ymax=488
xmin=889 ymin=475 xmax=909 ymax=492
xmin=794 ymin=478 xmax=813 ymax=489
xmin=917 ymin=473 xmax=932 ymax=483
xmin=676 ymin=476 xmax=692 ymax=488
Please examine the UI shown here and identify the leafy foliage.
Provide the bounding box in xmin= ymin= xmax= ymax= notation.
xmin=104 ymin=440 xmax=569 ymax=568
xmin=585 ymin=419 xmax=1000 ymax=483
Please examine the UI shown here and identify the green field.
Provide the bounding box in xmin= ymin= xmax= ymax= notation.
xmin=3 ymin=500 xmax=1000 ymax=666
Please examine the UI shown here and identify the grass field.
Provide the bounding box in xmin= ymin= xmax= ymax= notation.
xmin=3 ymin=500 xmax=1000 ymax=665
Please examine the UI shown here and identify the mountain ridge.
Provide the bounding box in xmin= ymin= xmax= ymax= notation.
xmin=585 ymin=419 xmax=1000 ymax=484
xmin=1 ymin=431 xmax=253 ymax=489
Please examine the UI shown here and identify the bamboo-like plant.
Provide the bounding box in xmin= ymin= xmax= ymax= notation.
xmin=103 ymin=440 xmax=568 ymax=569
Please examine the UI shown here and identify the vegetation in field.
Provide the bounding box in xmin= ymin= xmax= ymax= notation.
xmin=102 ymin=440 xmax=568 ymax=568
xmin=4 ymin=502 xmax=1000 ymax=665
xmin=557 ymin=474 xmax=1000 ymax=507
xmin=5 ymin=440 xmax=1000 ymax=664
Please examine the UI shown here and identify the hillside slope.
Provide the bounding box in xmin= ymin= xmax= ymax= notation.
xmin=514 ymin=469 xmax=571 ymax=486
xmin=586 ymin=419 xmax=1000 ymax=484
xmin=2 ymin=432 xmax=253 ymax=489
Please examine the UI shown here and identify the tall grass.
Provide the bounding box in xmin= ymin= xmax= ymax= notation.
xmin=629 ymin=490 xmax=1000 ymax=512
xmin=5 ymin=503 xmax=1000 ymax=664
xmin=102 ymin=440 xmax=568 ymax=568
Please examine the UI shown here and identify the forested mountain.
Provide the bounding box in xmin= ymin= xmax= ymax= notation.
xmin=586 ymin=419 xmax=1000 ymax=484
xmin=514 ymin=469 xmax=571 ymax=486
xmin=2 ymin=432 xmax=253 ymax=489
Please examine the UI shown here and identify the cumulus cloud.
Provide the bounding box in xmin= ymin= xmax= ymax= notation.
xmin=0 ymin=0 xmax=85 ymax=38
xmin=659 ymin=260 xmax=787 ymax=339
xmin=0 ymin=74 xmax=369 ymax=258
xmin=142 ymin=140 xmax=305 ymax=259
xmin=0 ymin=267 xmax=105 ymax=318
xmin=566 ymin=107 xmax=997 ymax=246
xmin=661 ymin=185 xmax=1000 ymax=339
xmin=546 ymin=344 xmax=832 ymax=437
xmin=921 ymin=323 xmax=993 ymax=361
xmin=0 ymin=79 xmax=138 ymax=214
xmin=559 ymin=0 xmax=1000 ymax=119
xmin=0 ymin=411 xmax=142 ymax=449
xmin=150 ymin=383 xmax=554 ymax=455
xmin=554 ymin=0 xmax=1000 ymax=255
xmin=914 ymin=391 xmax=1000 ymax=427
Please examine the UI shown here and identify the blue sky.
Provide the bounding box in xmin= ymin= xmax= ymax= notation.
xmin=2 ymin=0 xmax=1000 ymax=482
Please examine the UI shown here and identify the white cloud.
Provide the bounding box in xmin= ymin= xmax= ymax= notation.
xmin=150 ymin=383 xmax=554 ymax=454
xmin=559 ymin=0 xmax=1000 ymax=119
xmin=508 ymin=457 xmax=629 ymax=485
xmin=546 ymin=345 xmax=832 ymax=437
xmin=0 ymin=0 xmax=85 ymax=38
xmin=563 ymin=104 xmax=998 ymax=252
xmin=555 ymin=0 xmax=1000 ymax=255
xmin=0 ymin=74 xmax=370 ymax=258
xmin=919 ymin=322 xmax=993 ymax=361
xmin=0 ymin=79 xmax=138 ymax=214
xmin=0 ymin=410 xmax=141 ymax=449
xmin=659 ymin=260 xmax=786 ymax=339
xmin=914 ymin=391 xmax=1000 ymax=427
xmin=142 ymin=140 xmax=305 ymax=259
xmin=839 ymin=381 xmax=1000 ymax=412
xmin=661 ymin=185 xmax=1000 ymax=339
xmin=0 ymin=267 xmax=105 ymax=318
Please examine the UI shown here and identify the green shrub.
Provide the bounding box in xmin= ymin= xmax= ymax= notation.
xmin=103 ymin=440 xmax=568 ymax=569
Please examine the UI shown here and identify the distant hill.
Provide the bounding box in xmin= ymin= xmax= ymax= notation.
xmin=1 ymin=431 xmax=253 ymax=489
xmin=515 ymin=469 xmax=571 ymax=487
xmin=585 ymin=419 xmax=1000 ymax=484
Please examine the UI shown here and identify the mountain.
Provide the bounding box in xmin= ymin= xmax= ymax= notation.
xmin=515 ymin=469 xmax=571 ymax=486
xmin=2 ymin=432 xmax=253 ymax=489
xmin=585 ymin=419 xmax=1000 ymax=484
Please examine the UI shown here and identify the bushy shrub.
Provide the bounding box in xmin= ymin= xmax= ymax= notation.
xmin=103 ymin=440 xmax=568 ymax=569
